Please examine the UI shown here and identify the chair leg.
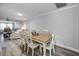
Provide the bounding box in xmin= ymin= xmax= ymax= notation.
xmin=39 ymin=46 xmax=42 ymax=54
xmin=49 ymin=49 xmax=51 ymax=56
xmin=53 ymin=49 xmax=55 ymax=55
xmin=20 ymin=44 xmax=22 ymax=49
xmin=53 ymin=45 xmax=55 ymax=55
xmin=24 ymin=44 xmax=26 ymax=51
xmin=27 ymin=46 xmax=29 ymax=55
xmin=32 ymin=48 xmax=34 ymax=56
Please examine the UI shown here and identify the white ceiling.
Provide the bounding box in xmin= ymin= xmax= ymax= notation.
xmin=0 ymin=3 xmax=76 ymax=21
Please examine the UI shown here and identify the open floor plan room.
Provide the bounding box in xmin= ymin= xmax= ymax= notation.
xmin=0 ymin=3 xmax=79 ymax=56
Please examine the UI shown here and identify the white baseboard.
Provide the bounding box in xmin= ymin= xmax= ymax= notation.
xmin=55 ymin=43 xmax=79 ymax=54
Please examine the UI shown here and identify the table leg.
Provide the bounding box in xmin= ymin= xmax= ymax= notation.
xmin=43 ymin=43 xmax=46 ymax=56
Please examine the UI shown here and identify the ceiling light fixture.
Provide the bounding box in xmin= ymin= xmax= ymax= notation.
xmin=17 ymin=13 xmax=23 ymax=16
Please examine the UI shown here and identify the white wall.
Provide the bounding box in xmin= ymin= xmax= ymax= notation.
xmin=52 ymin=5 xmax=78 ymax=52
xmin=14 ymin=22 xmax=23 ymax=29
xmin=27 ymin=4 xmax=79 ymax=52
xmin=26 ymin=15 xmax=54 ymax=32
xmin=77 ymin=4 xmax=79 ymax=51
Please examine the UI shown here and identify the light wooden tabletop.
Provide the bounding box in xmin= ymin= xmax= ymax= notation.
xmin=32 ymin=34 xmax=52 ymax=43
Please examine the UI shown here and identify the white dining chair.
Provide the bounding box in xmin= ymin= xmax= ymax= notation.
xmin=39 ymin=29 xmax=49 ymax=35
xmin=10 ymin=32 xmax=26 ymax=51
xmin=20 ymin=30 xmax=29 ymax=51
xmin=21 ymin=31 xmax=40 ymax=56
xmin=40 ymin=34 xmax=55 ymax=56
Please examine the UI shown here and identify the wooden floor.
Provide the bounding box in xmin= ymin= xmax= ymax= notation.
xmin=22 ymin=45 xmax=79 ymax=56
xmin=0 ymin=35 xmax=79 ymax=56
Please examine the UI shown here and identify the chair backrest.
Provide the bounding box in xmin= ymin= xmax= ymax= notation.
xmin=39 ymin=29 xmax=49 ymax=35
xmin=50 ymin=34 xmax=55 ymax=47
xmin=10 ymin=32 xmax=21 ymax=40
xmin=20 ymin=30 xmax=33 ymax=44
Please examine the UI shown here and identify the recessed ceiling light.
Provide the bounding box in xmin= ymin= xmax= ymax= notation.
xmin=17 ymin=13 xmax=23 ymax=16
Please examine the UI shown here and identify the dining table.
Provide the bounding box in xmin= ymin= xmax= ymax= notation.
xmin=32 ymin=34 xmax=52 ymax=56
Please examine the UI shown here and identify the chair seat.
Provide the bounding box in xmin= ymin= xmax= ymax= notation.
xmin=40 ymin=42 xmax=52 ymax=50
xmin=28 ymin=42 xmax=39 ymax=49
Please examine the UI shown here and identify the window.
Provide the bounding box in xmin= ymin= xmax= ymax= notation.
xmin=0 ymin=22 xmax=13 ymax=30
